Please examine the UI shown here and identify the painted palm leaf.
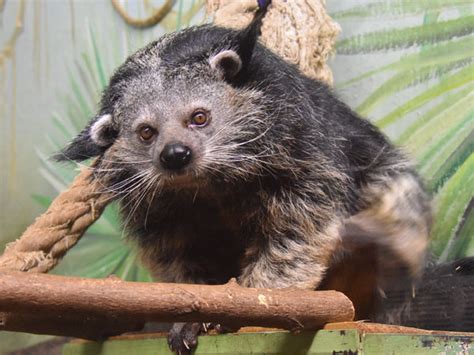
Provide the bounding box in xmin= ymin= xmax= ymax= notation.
xmin=330 ymin=0 xmax=474 ymax=261
xmin=331 ymin=0 xmax=472 ymax=19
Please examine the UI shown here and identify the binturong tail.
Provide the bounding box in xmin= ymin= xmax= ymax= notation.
xmin=376 ymin=256 xmax=474 ymax=331
xmin=320 ymin=249 xmax=474 ymax=332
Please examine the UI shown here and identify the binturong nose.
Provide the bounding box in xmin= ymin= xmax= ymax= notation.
xmin=159 ymin=142 xmax=192 ymax=170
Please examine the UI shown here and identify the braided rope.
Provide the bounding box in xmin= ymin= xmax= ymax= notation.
xmin=0 ymin=169 xmax=112 ymax=272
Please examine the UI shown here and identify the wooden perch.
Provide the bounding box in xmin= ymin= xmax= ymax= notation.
xmin=0 ymin=270 xmax=354 ymax=339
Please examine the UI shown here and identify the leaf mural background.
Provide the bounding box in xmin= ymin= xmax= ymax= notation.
xmin=0 ymin=0 xmax=472 ymax=352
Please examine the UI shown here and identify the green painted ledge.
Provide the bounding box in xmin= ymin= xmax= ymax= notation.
xmin=62 ymin=328 xmax=473 ymax=355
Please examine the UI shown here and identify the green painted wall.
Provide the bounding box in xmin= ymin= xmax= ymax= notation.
xmin=327 ymin=0 xmax=474 ymax=260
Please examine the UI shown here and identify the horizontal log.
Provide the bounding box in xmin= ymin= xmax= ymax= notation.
xmin=0 ymin=270 xmax=354 ymax=338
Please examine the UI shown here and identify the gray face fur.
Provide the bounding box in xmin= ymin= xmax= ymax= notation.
xmin=91 ymin=51 xmax=268 ymax=187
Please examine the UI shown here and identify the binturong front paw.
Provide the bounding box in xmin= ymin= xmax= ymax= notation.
xmin=167 ymin=322 xmax=238 ymax=354
xmin=167 ymin=322 xmax=210 ymax=354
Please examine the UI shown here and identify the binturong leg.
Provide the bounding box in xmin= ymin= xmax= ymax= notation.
xmin=330 ymin=173 xmax=431 ymax=322
xmin=238 ymin=189 xmax=343 ymax=290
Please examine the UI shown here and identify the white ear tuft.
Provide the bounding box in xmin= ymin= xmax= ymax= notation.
xmin=209 ymin=50 xmax=242 ymax=79
xmin=90 ymin=114 xmax=114 ymax=146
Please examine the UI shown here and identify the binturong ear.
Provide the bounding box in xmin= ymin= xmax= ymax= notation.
xmin=54 ymin=114 xmax=118 ymax=162
xmin=210 ymin=0 xmax=271 ymax=81
xmin=209 ymin=49 xmax=243 ymax=80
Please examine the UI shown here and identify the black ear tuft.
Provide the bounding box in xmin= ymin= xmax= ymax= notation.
xmin=234 ymin=0 xmax=272 ymax=67
xmin=54 ymin=114 xmax=118 ymax=162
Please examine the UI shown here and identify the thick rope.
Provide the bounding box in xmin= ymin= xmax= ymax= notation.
xmin=0 ymin=169 xmax=112 ymax=272
xmin=0 ymin=0 xmax=339 ymax=273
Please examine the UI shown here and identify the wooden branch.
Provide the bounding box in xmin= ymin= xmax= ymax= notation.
xmin=0 ymin=270 xmax=354 ymax=339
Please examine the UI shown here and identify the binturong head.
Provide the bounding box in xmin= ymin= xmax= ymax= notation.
xmin=56 ymin=1 xmax=277 ymax=190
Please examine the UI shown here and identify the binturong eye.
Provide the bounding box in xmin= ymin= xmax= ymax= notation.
xmin=138 ymin=125 xmax=157 ymax=142
xmin=190 ymin=111 xmax=209 ymax=127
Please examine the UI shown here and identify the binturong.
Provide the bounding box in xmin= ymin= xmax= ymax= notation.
xmin=57 ymin=1 xmax=431 ymax=353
